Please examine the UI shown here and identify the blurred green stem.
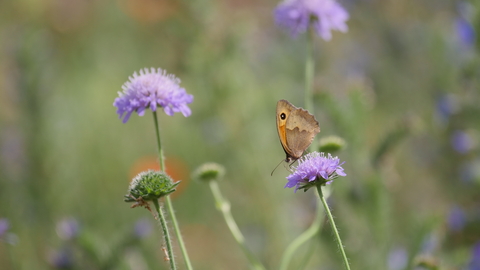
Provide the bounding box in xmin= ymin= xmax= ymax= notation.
xmin=317 ymin=185 xmax=350 ymax=270
xmin=153 ymin=199 xmax=176 ymax=270
xmin=305 ymin=27 xmax=317 ymax=152
xmin=153 ymin=111 xmax=193 ymax=270
xmin=305 ymin=28 xmax=314 ymax=113
xmin=208 ymin=180 xmax=266 ymax=270
xmin=279 ymin=189 xmax=324 ymax=270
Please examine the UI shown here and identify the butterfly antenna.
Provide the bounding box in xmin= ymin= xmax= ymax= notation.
xmin=271 ymin=159 xmax=285 ymax=176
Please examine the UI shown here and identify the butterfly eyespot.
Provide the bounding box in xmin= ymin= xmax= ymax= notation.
xmin=280 ymin=113 xmax=286 ymax=120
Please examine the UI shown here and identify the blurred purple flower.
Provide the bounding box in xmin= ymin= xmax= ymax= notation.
xmin=114 ymin=68 xmax=193 ymax=123
xmin=133 ymin=219 xmax=152 ymax=239
xmin=0 ymin=219 xmax=9 ymax=237
xmin=421 ymin=232 xmax=439 ymax=254
xmin=56 ymin=218 xmax=80 ymax=240
xmin=468 ymin=242 xmax=480 ymax=270
xmin=448 ymin=206 xmax=466 ymax=232
xmin=435 ymin=94 xmax=458 ymax=123
xmin=388 ymin=246 xmax=408 ymax=270
xmin=451 ymin=130 xmax=473 ymax=154
xmin=274 ymin=0 xmax=349 ymax=40
xmin=455 ymin=17 xmax=476 ymax=49
xmin=285 ymin=152 xmax=346 ymax=192
xmin=48 ymin=248 xmax=73 ymax=269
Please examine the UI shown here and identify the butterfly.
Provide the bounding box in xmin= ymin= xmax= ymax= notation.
xmin=276 ymin=99 xmax=320 ymax=164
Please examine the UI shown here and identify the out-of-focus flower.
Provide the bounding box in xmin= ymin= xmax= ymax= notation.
xmin=274 ymin=0 xmax=349 ymax=40
xmin=133 ymin=218 xmax=153 ymax=239
xmin=435 ymin=94 xmax=458 ymax=123
xmin=48 ymin=248 xmax=74 ymax=269
xmin=318 ymin=135 xmax=346 ymax=154
xmin=0 ymin=219 xmax=9 ymax=237
xmin=455 ymin=17 xmax=476 ymax=49
xmin=448 ymin=206 xmax=466 ymax=232
xmin=118 ymin=0 xmax=178 ymax=24
xmin=56 ymin=217 xmax=80 ymax=240
xmin=451 ymin=130 xmax=474 ymax=154
xmin=388 ymin=246 xmax=408 ymax=270
xmin=114 ymin=68 xmax=193 ymax=123
xmin=420 ymin=232 xmax=440 ymax=254
xmin=285 ymin=152 xmax=346 ymax=192
xmin=468 ymin=242 xmax=480 ymax=270
xmin=192 ymin=162 xmax=226 ymax=182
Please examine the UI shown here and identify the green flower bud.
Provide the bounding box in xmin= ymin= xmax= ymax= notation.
xmin=192 ymin=162 xmax=225 ymax=182
xmin=125 ymin=170 xmax=180 ymax=203
xmin=318 ymin=136 xmax=347 ymax=154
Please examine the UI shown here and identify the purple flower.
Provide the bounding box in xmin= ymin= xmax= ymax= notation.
xmin=56 ymin=217 xmax=80 ymax=240
xmin=114 ymin=68 xmax=193 ymax=123
xmin=451 ymin=130 xmax=473 ymax=154
xmin=133 ymin=218 xmax=152 ymax=239
xmin=0 ymin=219 xmax=9 ymax=237
xmin=435 ymin=94 xmax=458 ymax=123
xmin=456 ymin=17 xmax=476 ymax=49
xmin=468 ymin=242 xmax=480 ymax=270
xmin=388 ymin=246 xmax=408 ymax=270
xmin=274 ymin=0 xmax=349 ymax=40
xmin=285 ymin=152 xmax=346 ymax=192
xmin=448 ymin=206 xmax=466 ymax=232
xmin=48 ymin=248 xmax=73 ymax=269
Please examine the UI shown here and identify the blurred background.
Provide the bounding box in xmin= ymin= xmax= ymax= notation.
xmin=1 ymin=0 xmax=480 ymax=269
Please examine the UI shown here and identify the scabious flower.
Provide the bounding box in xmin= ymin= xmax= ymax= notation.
xmin=468 ymin=242 xmax=480 ymax=270
xmin=133 ymin=218 xmax=153 ymax=239
xmin=285 ymin=152 xmax=346 ymax=192
xmin=125 ymin=170 xmax=180 ymax=203
xmin=451 ymin=130 xmax=473 ymax=154
xmin=192 ymin=162 xmax=226 ymax=182
xmin=56 ymin=217 xmax=80 ymax=240
xmin=114 ymin=68 xmax=193 ymax=123
xmin=448 ymin=206 xmax=466 ymax=232
xmin=388 ymin=246 xmax=408 ymax=270
xmin=274 ymin=0 xmax=349 ymax=40
xmin=0 ymin=219 xmax=9 ymax=237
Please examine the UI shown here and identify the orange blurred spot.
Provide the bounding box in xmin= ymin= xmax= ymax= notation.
xmin=117 ymin=0 xmax=178 ymax=24
xmin=129 ymin=155 xmax=189 ymax=199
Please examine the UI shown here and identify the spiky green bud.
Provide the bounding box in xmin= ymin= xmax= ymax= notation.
xmin=124 ymin=170 xmax=180 ymax=202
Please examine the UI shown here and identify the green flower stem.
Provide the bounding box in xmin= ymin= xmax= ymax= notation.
xmin=305 ymin=27 xmax=317 ymax=152
xmin=153 ymin=199 xmax=176 ymax=270
xmin=152 ymin=111 xmax=166 ymax=170
xmin=208 ymin=180 xmax=266 ymax=270
xmin=279 ymin=190 xmax=324 ymax=270
xmin=316 ymin=185 xmax=351 ymax=270
xmin=152 ymin=111 xmax=193 ymax=270
xmin=305 ymin=27 xmax=315 ymax=113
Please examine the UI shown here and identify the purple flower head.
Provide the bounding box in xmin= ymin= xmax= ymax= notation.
xmin=48 ymin=248 xmax=73 ymax=269
xmin=0 ymin=219 xmax=9 ymax=237
xmin=468 ymin=242 xmax=480 ymax=270
xmin=451 ymin=130 xmax=473 ymax=154
xmin=133 ymin=218 xmax=153 ymax=239
xmin=388 ymin=246 xmax=408 ymax=270
xmin=274 ymin=0 xmax=349 ymax=40
xmin=456 ymin=17 xmax=476 ymax=49
xmin=435 ymin=94 xmax=458 ymax=123
xmin=448 ymin=206 xmax=466 ymax=232
xmin=56 ymin=217 xmax=80 ymax=240
xmin=285 ymin=152 xmax=346 ymax=192
xmin=114 ymin=68 xmax=193 ymax=123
